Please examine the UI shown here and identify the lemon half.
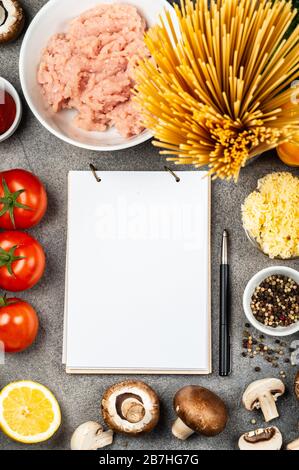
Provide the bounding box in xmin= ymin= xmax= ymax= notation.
xmin=0 ymin=380 xmax=61 ymax=443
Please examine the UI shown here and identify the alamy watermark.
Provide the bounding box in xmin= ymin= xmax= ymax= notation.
xmin=0 ymin=341 xmax=4 ymax=365
xmin=291 ymin=340 xmax=299 ymax=366
xmin=0 ymin=78 xmax=5 ymax=105
xmin=291 ymin=80 xmax=299 ymax=104
xmin=94 ymin=197 xmax=203 ymax=251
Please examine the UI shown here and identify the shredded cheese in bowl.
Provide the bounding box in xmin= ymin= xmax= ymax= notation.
xmin=242 ymin=172 xmax=299 ymax=259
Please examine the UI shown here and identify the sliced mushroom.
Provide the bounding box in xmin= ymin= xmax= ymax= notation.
xmin=295 ymin=371 xmax=299 ymax=401
xmin=172 ymin=385 xmax=228 ymax=440
xmin=101 ymin=380 xmax=159 ymax=436
xmin=238 ymin=426 xmax=282 ymax=450
xmin=71 ymin=421 xmax=113 ymax=450
xmin=242 ymin=378 xmax=285 ymax=422
xmin=0 ymin=0 xmax=24 ymax=44
xmin=287 ymin=437 xmax=299 ymax=450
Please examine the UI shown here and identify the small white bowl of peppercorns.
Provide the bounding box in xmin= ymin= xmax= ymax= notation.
xmin=243 ymin=266 xmax=299 ymax=337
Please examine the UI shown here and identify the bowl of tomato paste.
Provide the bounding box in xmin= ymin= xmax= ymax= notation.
xmin=0 ymin=77 xmax=22 ymax=143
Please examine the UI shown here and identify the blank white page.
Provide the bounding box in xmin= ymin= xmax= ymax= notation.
xmin=65 ymin=171 xmax=210 ymax=372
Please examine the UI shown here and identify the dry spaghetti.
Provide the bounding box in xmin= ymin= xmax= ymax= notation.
xmin=134 ymin=0 xmax=299 ymax=180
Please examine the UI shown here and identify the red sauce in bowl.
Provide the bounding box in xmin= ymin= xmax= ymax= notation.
xmin=0 ymin=92 xmax=17 ymax=135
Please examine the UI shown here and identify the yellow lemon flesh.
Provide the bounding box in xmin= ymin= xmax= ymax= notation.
xmin=0 ymin=381 xmax=61 ymax=443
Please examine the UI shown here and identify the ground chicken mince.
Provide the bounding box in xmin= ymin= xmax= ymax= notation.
xmin=37 ymin=4 xmax=148 ymax=138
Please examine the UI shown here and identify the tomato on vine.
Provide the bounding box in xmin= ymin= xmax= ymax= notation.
xmin=0 ymin=231 xmax=46 ymax=291
xmin=0 ymin=169 xmax=47 ymax=230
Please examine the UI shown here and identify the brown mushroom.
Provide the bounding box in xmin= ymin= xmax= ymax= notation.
xmin=285 ymin=372 xmax=299 ymax=450
xmin=0 ymin=0 xmax=24 ymax=44
xmin=242 ymin=378 xmax=285 ymax=422
xmin=295 ymin=371 xmax=299 ymax=401
xmin=101 ymin=380 xmax=159 ymax=436
xmin=238 ymin=426 xmax=282 ymax=450
xmin=172 ymin=385 xmax=228 ymax=440
xmin=287 ymin=437 xmax=299 ymax=450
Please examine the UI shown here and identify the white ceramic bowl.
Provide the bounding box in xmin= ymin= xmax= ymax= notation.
xmin=19 ymin=0 xmax=177 ymax=152
xmin=0 ymin=78 xmax=22 ymax=143
xmin=243 ymin=266 xmax=299 ymax=337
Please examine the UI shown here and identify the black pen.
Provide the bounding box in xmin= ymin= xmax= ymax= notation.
xmin=219 ymin=229 xmax=231 ymax=376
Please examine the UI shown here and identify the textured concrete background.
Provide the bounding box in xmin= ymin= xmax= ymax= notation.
xmin=0 ymin=0 xmax=298 ymax=451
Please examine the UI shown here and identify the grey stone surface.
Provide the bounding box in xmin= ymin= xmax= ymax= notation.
xmin=0 ymin=0 xmax=298 ymax=451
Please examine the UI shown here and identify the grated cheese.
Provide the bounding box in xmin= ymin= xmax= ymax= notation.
xmin=242 ymin=172 xmax=299 ymax=259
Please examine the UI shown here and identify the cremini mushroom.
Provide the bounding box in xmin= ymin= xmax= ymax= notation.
xmin=295 ymin=371 xmax=299 ymax=401
xmin=101 ymin=380 xmax=160 ymax=436
xmin=238 ymin=426 xmax=282 ymax=450
xmin=287 ymin=437 xmax=299 ymax=450
xmin=0 ymin=0 xmax=24 ymax=44
xmin=242 ymin=378 xmax=285 ymax=422
xmin=172 ymin=385 xmax=228 ymax=440
xmin=70 ymin=421 xmax=113 ymax=450
xmin=286 ymin=374 xmax=299 ymax=450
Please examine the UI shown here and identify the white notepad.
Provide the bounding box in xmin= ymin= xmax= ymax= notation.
xmin=63 ymin=170 xmax=211 ymax=374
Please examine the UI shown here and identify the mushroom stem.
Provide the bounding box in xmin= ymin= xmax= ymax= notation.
xmin=0 ymin=4 xmax=7 ymax=27
xmin=172 ymin=417 xmax=194 ymax=440
xmin=258 ymin=393 xmax=279 ymax=422
xmin=70 ymin=422 xmax=113 ymax=450
xmin=91 ymin=430 xmax=113 ymax=449
xmin=121 ymin=398 xmax=145 ymax=424
xmin=287 ymin=437 xmax=299 ymax=450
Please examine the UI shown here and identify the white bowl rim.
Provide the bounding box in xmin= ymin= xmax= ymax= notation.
xmin=243 ymin=266 xmax=299 ymax=337
xmin=0 ymin=77 xmax=22 ymax=143
xmin=18 ymin=0 xmax=175 ymax=152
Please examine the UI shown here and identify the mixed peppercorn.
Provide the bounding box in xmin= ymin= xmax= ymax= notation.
xmin=241 ymin=324 xmax=298 ymax=375
xmin=251 ymin=275 xmax=299 ymax=327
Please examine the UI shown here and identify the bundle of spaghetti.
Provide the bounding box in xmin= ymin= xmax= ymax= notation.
xmin=134 ymin=0 xmax=299 ymax=180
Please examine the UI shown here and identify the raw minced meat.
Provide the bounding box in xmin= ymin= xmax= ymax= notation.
xmin=37 ymin=4 xmax=149 ymax=138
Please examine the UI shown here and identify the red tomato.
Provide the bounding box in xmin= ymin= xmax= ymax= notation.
xmin=0 ymin=296 xmax=39 ymax=352
xmin=0 ymin=169 xmax=47 ymax=230
xmin=0 ymin=231 xmax=46 ymax=292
